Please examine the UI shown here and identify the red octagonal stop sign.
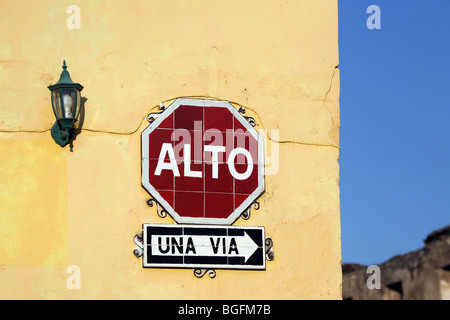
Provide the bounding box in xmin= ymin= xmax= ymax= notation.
xmin=141 ymin=98 xmax=264 ymax=225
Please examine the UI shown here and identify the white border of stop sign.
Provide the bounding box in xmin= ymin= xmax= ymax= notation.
xmin=141 ymin=98 xmax=265 ymax=225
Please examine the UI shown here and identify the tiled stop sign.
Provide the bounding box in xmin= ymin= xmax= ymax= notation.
xmin=141 ymin=98 xmax=265 ymax=225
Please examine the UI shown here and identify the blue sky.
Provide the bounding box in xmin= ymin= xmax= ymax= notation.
xmin=339 ymin=0 xmax=450 ymax=265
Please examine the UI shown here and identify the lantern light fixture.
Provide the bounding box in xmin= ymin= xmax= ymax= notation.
xmin=48 ymin=60 xmax=84 ymax=147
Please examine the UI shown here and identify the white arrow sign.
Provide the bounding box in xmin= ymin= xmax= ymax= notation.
xmin=142 ymin=224 xmax=266 ymax=270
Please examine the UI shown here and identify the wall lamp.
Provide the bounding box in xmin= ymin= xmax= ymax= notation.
xmin=48 ymin=60 xmax=84 ymax=147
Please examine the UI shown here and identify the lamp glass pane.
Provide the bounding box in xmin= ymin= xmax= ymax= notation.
xmin=75 ymin=89 xmax=82 ymax=120
xmin=62 ymin=88 xmax=77 ymax=119
xmin=52 ymin=89 xmax=63 ymax=120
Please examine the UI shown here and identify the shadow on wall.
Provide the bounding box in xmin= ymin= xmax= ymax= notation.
xmin=70 ymin=96 xmax=87 ymax=152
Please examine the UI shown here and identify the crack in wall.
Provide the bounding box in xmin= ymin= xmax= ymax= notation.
xmin=323 ymin=65 xmax=339 ymax=104
xmin=0 ymin=90 xmax=340 ymax=150
xmin=323 ymin=66 xmax=340 ymax=149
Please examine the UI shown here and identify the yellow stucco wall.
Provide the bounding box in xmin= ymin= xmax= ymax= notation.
xmin=0 ymin=0 xmax=340 ymax=299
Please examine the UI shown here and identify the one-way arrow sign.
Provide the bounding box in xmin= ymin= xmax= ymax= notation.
xmin=142 ymin=224 xmax=266 ymax=270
